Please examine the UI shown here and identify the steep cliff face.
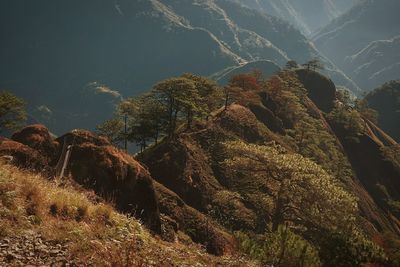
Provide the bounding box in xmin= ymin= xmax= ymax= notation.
xmin=328 ymin=118 xmax=400 ymax=231
xmin=295 ymin=69 xmax=336 ymax=112
xmin=365 ymin=80 xmax=400 ymax=142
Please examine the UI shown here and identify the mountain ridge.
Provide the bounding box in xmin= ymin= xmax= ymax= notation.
xmin=0 ymin=0 xmax=360 ymax=134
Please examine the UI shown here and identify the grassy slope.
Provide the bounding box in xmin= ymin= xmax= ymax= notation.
xmin=0 ymin=162 xmax=257 ymax=266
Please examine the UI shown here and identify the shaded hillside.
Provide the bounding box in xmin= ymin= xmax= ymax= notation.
xmin=232 ymin=0 xmax=357 ymax=35
xmin=346 ymin=36 xmax=400 ymax=90
xmin=295 ymin=69 xmax=336 ymax=112
xmin=0 ymin=0 xmax=239 ymax=134
xmin=365 ymin=80 xmax=400 ymax=142
xmin=313 ymin=0 xmax=400 ymax=91
xmin=0 ymin=0 xmax=359 ymax=134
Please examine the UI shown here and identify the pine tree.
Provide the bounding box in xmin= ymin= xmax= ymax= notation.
xmin=0 ymin=91 xmax=26 ymax=132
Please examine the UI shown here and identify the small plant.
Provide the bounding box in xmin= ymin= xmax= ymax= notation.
xmin=93 ymin=204 xmax=113 ymax=225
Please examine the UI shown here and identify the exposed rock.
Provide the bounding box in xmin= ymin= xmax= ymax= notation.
xmin=142 ymin=134 xmax=222 ymax=212
xmin=365 ymin=80 xmax=400 ymax=142
xmin=0 ymin=231 xmax=74 ymax=266
xmin=57 ymin=130 xmax=161 ymax=232
xmin=248 ymin=103 xmax=285 ymax=134
xmin=0 ymin=138 xmax=47 ymax=171
xmin=296 ymin=69 xmax=336 ymax=113
xmin=11 ymin=124 xmax=59 ymax=161
xmin=329 ymin=118 xmax=400 ymax=233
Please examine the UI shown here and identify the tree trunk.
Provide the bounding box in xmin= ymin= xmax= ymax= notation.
xmin=155 ymin=127 xmax=159 ymax=145
xmin=272 ymin=186 xmax=286 ymax=232
xmin=276 ymin=224 xmax=289 ymax=267
xmin=187 ymin=109 xmax=192 ymax=129
xmin=124 ymin=114 xmax=128 ymax=152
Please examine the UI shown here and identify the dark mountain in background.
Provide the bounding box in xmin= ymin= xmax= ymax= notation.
xmin=313 ymin=0 xmax=400 ymax=91
xmin=0 ymin=0 xmax=358 ymax=135
xmin=365 ymin=80 xmax=400 ymax=142
xmin=232 ymin=0 xmax=357 ymax=36
xmin=0 ymin=0 xmax=240 ymax=134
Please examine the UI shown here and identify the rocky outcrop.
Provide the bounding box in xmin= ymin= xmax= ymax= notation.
xmin=365 ymin=80 xmax=400 ymax=142
xmin=248 ymin=103 xmax=285 ymax=134
xmin=2 ymin=126 xmax=161 ymax=233
xmin=141 ymin=134 xmax=222 ymax=212
xmin=11 ymin=124 xmax=59 ymax=162
xmin=0 ymin=138 xmax=47 ymax=171
xmin=331 ymin=120 xmax=400 ymax=234
xmin=296 ymin=69 xmax=336 ymax=113
xmin=56 ymin=130 xmax=161 ymax=232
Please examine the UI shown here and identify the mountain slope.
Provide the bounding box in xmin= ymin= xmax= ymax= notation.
xmin=346 ymin=36 xmax=400 ymax=90
xmin=232 ymin=0 xmax=357 ymax=35
xmin=313 ymin=0 xmax=400 ymax=91
xmin=0 ymin=0 xmax=240 ymax=134
xmin=365 ymin=80 xmax=400 ymax=142
xmin=0 ymin=0 xmax=360 ymax=134
xmin=0 ymin=162 xmax=256 ymax=266
xmin=138 ymin=69 xmax=400 ymax=264
xmin=2 ymin=69 xmax=400 ymax=265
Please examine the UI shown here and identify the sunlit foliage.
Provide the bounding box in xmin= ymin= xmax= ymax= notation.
xmin=223 ymin=141 xmax=357 ymax=232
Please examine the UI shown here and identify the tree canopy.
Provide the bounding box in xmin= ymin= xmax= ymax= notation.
xmin=223 ymin=141 xmax=357 ymax=233
xmin=0 ymin=91 xmax=26 ymax=133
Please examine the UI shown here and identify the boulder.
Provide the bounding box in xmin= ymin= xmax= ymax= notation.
xmin=0 ymin=138 xmax=47 ymax=171
xmin=11 ymin=124 xmax=59 ymax=162
xmin=57 ymin=130 xmax=161 ymax=232
xmin=296 ymin=69 xmax=336 ymax=113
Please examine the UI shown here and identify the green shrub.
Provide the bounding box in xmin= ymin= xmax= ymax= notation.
xmin=235 ymin=225 xmax=321 ymax=267
xmin=316 ymin=229 xmax=386 ymax=267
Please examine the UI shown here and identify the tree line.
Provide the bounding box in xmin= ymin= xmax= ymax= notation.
xmin=97 ymin=74 xmax=223 ymax=151
xmin=96 ymin=58 xmax=329 ymax=151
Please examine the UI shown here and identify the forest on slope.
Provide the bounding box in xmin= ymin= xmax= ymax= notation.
xmin=1 ymin=66 xmax=400 ymax=266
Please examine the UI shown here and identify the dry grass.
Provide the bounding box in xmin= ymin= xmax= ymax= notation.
xmin=0 ymin=162 xmax=258 ymax=266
